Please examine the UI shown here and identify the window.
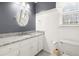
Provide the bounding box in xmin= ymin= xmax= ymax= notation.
xmin=63 ymin=3 xmax=79 ymax=25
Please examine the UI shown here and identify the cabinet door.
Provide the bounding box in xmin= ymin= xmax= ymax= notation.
xmin=38 ymin=35 xmax=44 ymax=52
xmin=0 ymin=42 xmax=19 ymax=56
xmin=30 ymin=37 xmax=38 ymax=55
xmin=19 ymin=35 xmax=44 ymax=56
xmin=19 ymin=39 xmax=33 ymax=56
xmin=19 ymin=37 xmax=38 ymax=56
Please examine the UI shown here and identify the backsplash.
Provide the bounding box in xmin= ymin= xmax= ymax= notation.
xmin=0 ymin=31 xmax=44 ymax=38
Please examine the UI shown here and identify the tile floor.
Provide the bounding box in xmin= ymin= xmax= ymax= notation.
xmin=36 ymin=50 xmax=51 ymax=56
xmin=36 ymin=50 xmax=67 ymax=56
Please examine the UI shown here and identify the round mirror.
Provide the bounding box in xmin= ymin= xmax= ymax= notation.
xmin=16 ymin=3 xmax=29 ymax=27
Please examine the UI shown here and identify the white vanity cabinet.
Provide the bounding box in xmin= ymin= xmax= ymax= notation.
xmin=0 ymin=32 xmax=44 ymax=56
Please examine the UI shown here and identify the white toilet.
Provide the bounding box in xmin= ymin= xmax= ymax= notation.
xmin=52 ymin=41 xmax=69 ymax=56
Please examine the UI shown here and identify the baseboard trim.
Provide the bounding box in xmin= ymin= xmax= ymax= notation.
xmin=35 ymin=49 xmax=51 ymax=56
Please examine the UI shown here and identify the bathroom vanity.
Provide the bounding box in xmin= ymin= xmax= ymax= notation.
xmin=0 ymin=31 xmax=45 ymax=56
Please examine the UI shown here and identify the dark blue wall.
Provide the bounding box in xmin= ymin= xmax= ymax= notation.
xmin=0 ymin=2 xmax=36 ymax=33
xmin=0 ymin=2 xmax=56 ymax=33
xmin=36 ymin=2 xmax=56 ymax=13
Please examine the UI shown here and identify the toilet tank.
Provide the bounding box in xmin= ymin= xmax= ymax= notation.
xmin=59 ymin=40 xmax=79 ymax=56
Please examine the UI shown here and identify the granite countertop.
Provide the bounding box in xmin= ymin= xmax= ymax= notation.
xmin=0 ymin=31 xmax=44 ymax=47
